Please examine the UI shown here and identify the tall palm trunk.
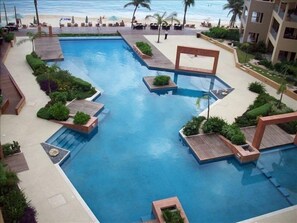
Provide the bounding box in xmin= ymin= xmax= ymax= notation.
xmin=157 ymin=26 xmax=161 ymax=43
xmin=183 ymin=6 xmax=188 ymax=26
xmin=34 ymin=0 xmax=40 ymax=25
xmin=131 ymin=5 xmax=138 ymax=27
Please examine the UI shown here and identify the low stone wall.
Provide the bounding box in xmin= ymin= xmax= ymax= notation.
xmin=219 ymin=135 xmax=260 ymax=163
xmin=200 ymin=34 xmax=297 ymax=101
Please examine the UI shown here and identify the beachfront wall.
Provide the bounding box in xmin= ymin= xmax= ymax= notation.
xmin=175 ymin=46 xmax=219 ymax=75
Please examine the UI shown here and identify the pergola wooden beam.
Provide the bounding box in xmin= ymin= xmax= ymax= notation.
xmin=175 ymin=46 xmax=219 ymax=75
xmin=252 ymin=112 xmax=297 ymax=149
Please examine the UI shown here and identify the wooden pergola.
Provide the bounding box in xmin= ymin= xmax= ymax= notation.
xmin=252 ymin=112 xmax=297 ymax=149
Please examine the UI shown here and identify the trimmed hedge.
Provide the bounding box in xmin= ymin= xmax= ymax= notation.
xmin=3 ymin=33 xmax=14 ymax=42
xmin=246 ymin=103 xmax=272 ymax=118
xmin=26 ymin=54 xmax=45 ymax=71
xmin=183 ymin=116 xmax=206 ymax=136
xmin=136 ymin=41 xmax=153 ymax=56
xmin=153 ymin=75 xmax=170 ymax=86
xmin=202 ymin=27 xmax=239 ymax=41
xmin=73 ymin=112 xmax=91 ymax=125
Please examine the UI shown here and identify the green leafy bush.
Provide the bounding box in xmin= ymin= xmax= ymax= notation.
xmin=221 ymin=124 xmax=246 ymax=145
xmin=247 ymin=93 xmax=276 ymax=110
xmin=33 ymin=64 xmax=48 ymax=76
xmin=153 ymin=75 xmax=170 ymax=86
xmin=136 ymin=41 xmax=153 ymax=56
xmin=2 ymin=189 xmax=27 ymax=222
xmin=73 ymin=112 xmax=91 ymax=125
xmin=26 ymin=54 xmax=45 ymax=71
xmin=203 ymin=27 xmax=239 ymax=41
xmin=48 ymin=102 xmax=69 ymax=121
xmin=259 ymin=59 xmax=273 ymax=70
xmin=248 ymin=81 xmax=266 ymax=94
xmin=277 ymin=121 xmax=297 ymax=134
xmin=202 ymin=117 xmax=227 ymax=133
xmin=246 ymin=103 xmax=272 ymax=118
xmin=234 ymin=115 xmax=257 ymax=127
xmin=2 ymin=141 xmax=20 ymax=157
xmin=3 ymin=33 xmax=14 ymax=42
xmin=225 ymin=28 xmax=240 ymax=41
xmin=183 ymin=116 xmax=206 ymax=136
xmin=162 ymin=209 xmax=184 ymax=223
xmin=37 ymin=107 xmax=51 ymax=120
xmin=49 ymin=92 xmax=68 ymax=104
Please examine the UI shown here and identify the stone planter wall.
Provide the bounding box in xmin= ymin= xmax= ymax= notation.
xmin=133 ymin=45 xmax=152 ymax=59
xmin=219 ymin=135 xmax=260 ymax=163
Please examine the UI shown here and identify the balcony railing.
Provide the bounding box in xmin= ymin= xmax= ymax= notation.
xmin=270 ymin=28 xmax=278 ymax=40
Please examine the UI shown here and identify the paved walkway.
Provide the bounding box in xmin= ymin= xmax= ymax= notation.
xmin=1 ymin=38 xmax=97 ymax=222
xmin=1 ymin=33 xmax=297 ymax=222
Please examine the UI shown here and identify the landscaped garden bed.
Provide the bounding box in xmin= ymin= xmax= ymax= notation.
xmin=143 ymin=75 xmax=177 ymax=92
xmin=133 ymin=41 xmax=153 ymax=59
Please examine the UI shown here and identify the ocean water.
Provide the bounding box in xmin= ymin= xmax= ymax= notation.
xmin=3 ymin=0 xmax=231 ymax=23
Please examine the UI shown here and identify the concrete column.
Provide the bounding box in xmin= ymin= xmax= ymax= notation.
xmin=252 ymin=119 xmax=266 ymax=150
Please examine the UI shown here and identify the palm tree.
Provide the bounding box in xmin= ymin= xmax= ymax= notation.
xmin=223 ymin=0 xmax=244 ymax=28
xmin=145 ymin=12 xmax=179 ymax=43
xmin=182 ymin=0 xmax=195 ymax=27
xmin=124 ymin=0 xmax=151 ymax=27
xmin=277 ymin=81 xmax=287 ymax=108
xmin=34 ymin=0 xmax=40 ymax=25
xmin=17 ymin=31 xmax=46 ymax=52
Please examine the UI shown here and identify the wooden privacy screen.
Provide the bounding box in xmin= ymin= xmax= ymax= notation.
xmin=175 ymin=46 xmax=220 ymax=75
xmin=252 ymin=112 xmax=297 ymax=149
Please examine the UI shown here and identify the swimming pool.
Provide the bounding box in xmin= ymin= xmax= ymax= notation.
xmin=48 ymin=38 xmax=293 ymax=222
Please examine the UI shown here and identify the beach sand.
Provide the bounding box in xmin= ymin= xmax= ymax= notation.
xmin=20 ymin=14 xmax=231 ymax=29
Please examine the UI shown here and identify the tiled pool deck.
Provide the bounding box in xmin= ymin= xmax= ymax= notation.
xmin=1 ymin=30 xmax=297 ymax=222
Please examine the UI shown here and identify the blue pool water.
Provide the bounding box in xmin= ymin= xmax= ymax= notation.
xmin=48 ymin=38 xmax=294 ymax=222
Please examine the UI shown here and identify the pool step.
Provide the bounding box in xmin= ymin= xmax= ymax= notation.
xmin=98 ymin=108 xmax=110 ymax=122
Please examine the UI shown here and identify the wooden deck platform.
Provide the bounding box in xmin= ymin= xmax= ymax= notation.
xmin=67 ymin=99 xmax=104 ymax=116
xmin=241 ymin=125 xmax=294 ymax=150
xmin=3 ymin=153 xmax=29 ymax=173
xmin=35 ymin=36 xmax=64 ymax=61
xmin=183 ymin=133 xmax=233 ymax=163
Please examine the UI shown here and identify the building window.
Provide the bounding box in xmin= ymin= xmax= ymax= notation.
xmin=251 ymin=11 xmax=264 ymax=23
xmin=284 ymin=27 xmax=297 ymax=39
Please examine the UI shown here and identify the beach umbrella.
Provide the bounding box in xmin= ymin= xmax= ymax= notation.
xmin=72 ymin=16 xmax=75 ymax=24
xmin=108 ymin=16 xmax=118 ymax=21
xmin=85 ymin=16 xmax=88 ymax=23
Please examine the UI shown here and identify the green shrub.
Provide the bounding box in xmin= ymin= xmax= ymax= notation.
xmin=246 ymin=103 xmax=272 ymax=118
xmin=33 ymin=64 xmax=48 ymax=76
xmin=3 ymin=33 xmax=14 ymax=42
xmin=248 ymin=93 xmax=276 ymax=110
xmin=278 ymin=121 xmax=297 ymax=134
xmin=230 ymin=133 xmax=246 ymax=145
xmin=254 ymin=52 xmax=263 ymax=60
xmin=136 ymin=41 xmax=152 ymax=56
xmin=73 ymin=112 xmax=91 ymax=125
xmin=153 ymin=75 xmax=170 ymax=86
xmin=248 ymin=81 xmax=266 ymax=94
xmin=37 ymin=107 xmax=51 ymax=120
xmin=183 ymin=116 xmax=206 ymax=136
xmin=75 ymin=89 xmax=96 ymax=100
xmin=234 ymin=115 xmax=257 ymax=127
xmin=202 ymin=117 xmax=227 ymax=133
xmin=221 ymin=124 xmax=246 ymax=145
xmin=71 ymin=77 xmax=93 ymax=91
xmin=2 ymin=189 xmax=27 ymax=222
xmin=48 ymin=102 xmax=69 ymax=121
xmin=162 ymin=209 xmax=184 ymax=223
xmin=225 ymin=28 xmax=240 ymax=41
xmin=259 ymin=59 xmax=273 ymax=70
xmin=2 ymin=141 xmax=20 ymax=157
xmin=255 ymin=40 xmax=267 ymax=53
xmin=49 ymin=92 xmax=68 ymax=104
xmin=26 ymin=54 xmax=45 ymax=71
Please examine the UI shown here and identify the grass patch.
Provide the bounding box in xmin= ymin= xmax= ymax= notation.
xmin=247 ymin=63 xmax=286 ymax=84
xmin=236 ymin=48 xmax=254 ymax=63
